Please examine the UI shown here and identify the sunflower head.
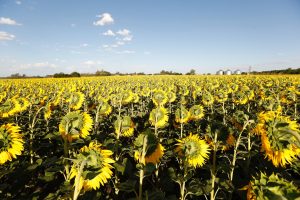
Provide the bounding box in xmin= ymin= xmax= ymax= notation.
xmin=0 ymin=98 xmax=21 ymax=118
xmin=59 ymin=111 xmax=93 ymax=142
xmin=114 ymin=116 xmax=135 ymax=137
xmin=247 ymin=172 xmax=300 ymax=200
xmin=189 ymin=105 xmax=204 ymax=121
xmin=166 ymin=91 xmax=176 ymax=103
xmin=175 ymin=134 xmax=210 ymax=168
xmin=201 ymin=91 xmax=214 ymax=106
xmin=175 ymin=106 xmax=190 ymax=124
xmin=134 ymin=130 xmax=164 ymax=165
xmin=97 ymin=99 xmax=112 ymax=116
xmin=255 ymin=111 xmax=300 ymax=167
xmin=214 ymin=89 xmax=228 ymax=103
xmin=149 ymin=107 xmax=169 ymax=128
xmin=152 ymin=90 xmax=168 ymax=106
xmin=66 ymin=91 xmax=85 ymax=110
xmin=0 ymin=124 xmax=24 ymax=165
xmin=70 ymin=142 xmax=115 ymax=191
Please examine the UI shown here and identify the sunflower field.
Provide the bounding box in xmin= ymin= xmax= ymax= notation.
xmin=0 ymin=75 xmax=300 ymax=200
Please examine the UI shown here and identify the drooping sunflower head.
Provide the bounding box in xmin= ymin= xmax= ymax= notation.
xmin=247 ymin=172 xmax=300 ymax=200
xmin=44 ymin=102 xmax=55 ymax=121
xmin=70 ymin=142 xmax=115 ymax=191
xmin=0 ymin=124 xmax=24 ymax=165
xmin=232 ymin=90 xmax=249 ymax=105
xmin=97 ymin=98 xmax=112 ymax=116
xmin=18 ymin=97 xmax=30 ymax=113
xmin=149 ymin=107 xmax=169 ymax=128
xmin=121 ymin=90 xmax=134 ymax=105
xmin=255 ymin=111 xmax=300 ymax=167
xmin=201 ymin=91 xmax=214 ymax=106
xmin=114 ymin=116 xmax=135 ymax=137
xmin=66 ymin=91 xmax=85 ymax=110
xmin=214 ymin=89 xmax=228 ymax=103
xmin=166 ymin=91 xmax=176 ymax=103
xmin=0 ymin=98 xmax=21 ymax=118
xmin=152 ymin=89 xmax=168 ymax=106
xmin=189 ymin=105 xmax=204 ymax=121
xmin=134 ymin=130 xmax=164 ymax=165
xmin=175 ymin=134 xmax=210 ymax=168
xmin=175 ymin=106 xmax=190 ymax=124
xmin=59 ymin=111 xmax=93 ymax=142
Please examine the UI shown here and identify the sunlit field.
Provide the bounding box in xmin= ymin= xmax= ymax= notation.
xmin=0 ymin=75 xmax=299 ymax=200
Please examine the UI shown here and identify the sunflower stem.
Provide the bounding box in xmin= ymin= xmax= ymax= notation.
xmin=222 ymin=102 xmax=226 ymax=125
xmin=230 ymin=120 xmax=250 ymax=182
xmin=210 ymin=132 xmax=218 ymax=200
xmin=138 ymin=135 xmax=148 ymax=200
xmin=180 ymin=161 xmax=188 ymax=200
xmin=294 ymin=103 xmax=297 ymax=118
xmin=73 ymin=159 xmax=87 ymax=200
xmin=180 ymin=123 xmax=184 ymax=139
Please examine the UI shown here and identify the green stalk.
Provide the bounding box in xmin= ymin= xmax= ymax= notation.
xmin=180 ymin=161 xmax=188 ymax=200
xmin=73 ymin=160 xmax=87 ymax=200
xmin=210 ymin=132 xmax=218 ymax=200
xmin=138 ymin=135 xmax=148 ymax=200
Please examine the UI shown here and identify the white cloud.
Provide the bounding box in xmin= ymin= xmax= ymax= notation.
xmin=80 ymin=43 xmax=89 ymax=47
xmin=103 ymin=29 xmax=115 ymax=36
xmin=0 ymin=31 xmax=15 ymax=41
xmin=116 ymin=41 xmax=125 ymax=46
xmin=93 ymin=13 xmax=114 ymax=26
xmin=123 ymin=35 xmax=133 ymax=41
xmin=102 ymin=44 xmax=109 ymax=48
xmin=16 ymin=1 xmax=22 ymax=5
xmin=83 ymin=60 xmax=102 ymax=66
xmin=117 ymin=29 xmax=131 ymax=36
xmin=0 ymin=17 xmax=21 ymax=25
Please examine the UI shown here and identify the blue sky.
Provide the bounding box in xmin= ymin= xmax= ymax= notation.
xmin=0 ymin=0 xmax=300 ymax=76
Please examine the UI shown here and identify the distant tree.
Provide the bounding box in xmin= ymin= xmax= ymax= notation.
xmin=53 ymin=72 xmax=70 ymax=78
xmin=70 ymin=72 xmax=81 ymax=77
xmin=95 ymin=70 xmax=111 ymax=76
xmin=186 ymin=69 xmax=196 ymax=75
xmin=10 ymin=73 xmax=21 ymax=78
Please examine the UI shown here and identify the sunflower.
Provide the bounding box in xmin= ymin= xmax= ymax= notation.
xmin=149 ymin=107 xmax=169 ymax=128
xmin=152 ymin=89 xmax=168 ymax=106
xmin=232 ymin=90 xmax=248 ymax=105
xmin=0 ymin=124 xmax=24 ymax=165
xmin=121 ymin=90 xmax=134 ymax=105
xmin=166 ymin=91 xmax=176 ymax=103
xmin=134 ymin=130 xmax=164 ymax=165
xmin=0 ymin=91 xmax=7 ymax=103
xmin=214 ymin=89 xmax=228 ymax=103
xmin=70 ymin=142 xmax=115 ymax=191
xmin=255 ymin=111 xmax=300 ymax=167
xmin=175 ymin=134 xmax=210 ymax=168
xmin=246 ymin=172 xmax=300 ymax=200
xmin=175 ymin=106 xmax=190 ymax=124
xmin=114 ymin=116 xmax=135 ymax=137
xmin=189 ymin=105 xmax=204 ymax=121
xmin=66 ymin=91 xmax=85 ymax=110
xmin=59 ymin=111 xmax=93 ymax=142
xmin=44 ymin=102 xmax=55 ymax=120
xmin=201 ymin=91 xmax=214 ymax=106
xmin=97 ymin=99 xmax=112 ymax=116
xmin=0 ymin=98 xmax=21 ymax=118
xmin=18 ymin=97 xmax=30 ymax=112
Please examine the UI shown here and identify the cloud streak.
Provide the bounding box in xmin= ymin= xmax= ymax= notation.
xmin=0 ymin=31 xmax=15 ymax=41
xmin=0 ymin=17 xmax=21 ymax=25
xmin=93 ymin=13 xmax=114 ymax=26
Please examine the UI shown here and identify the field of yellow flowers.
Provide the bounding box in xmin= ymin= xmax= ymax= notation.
xmin=0 ymin=75 xmax=300 ymax=200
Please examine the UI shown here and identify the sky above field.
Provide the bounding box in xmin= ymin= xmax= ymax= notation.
xmin=1 ymin=0 xmax=300 ymax=76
